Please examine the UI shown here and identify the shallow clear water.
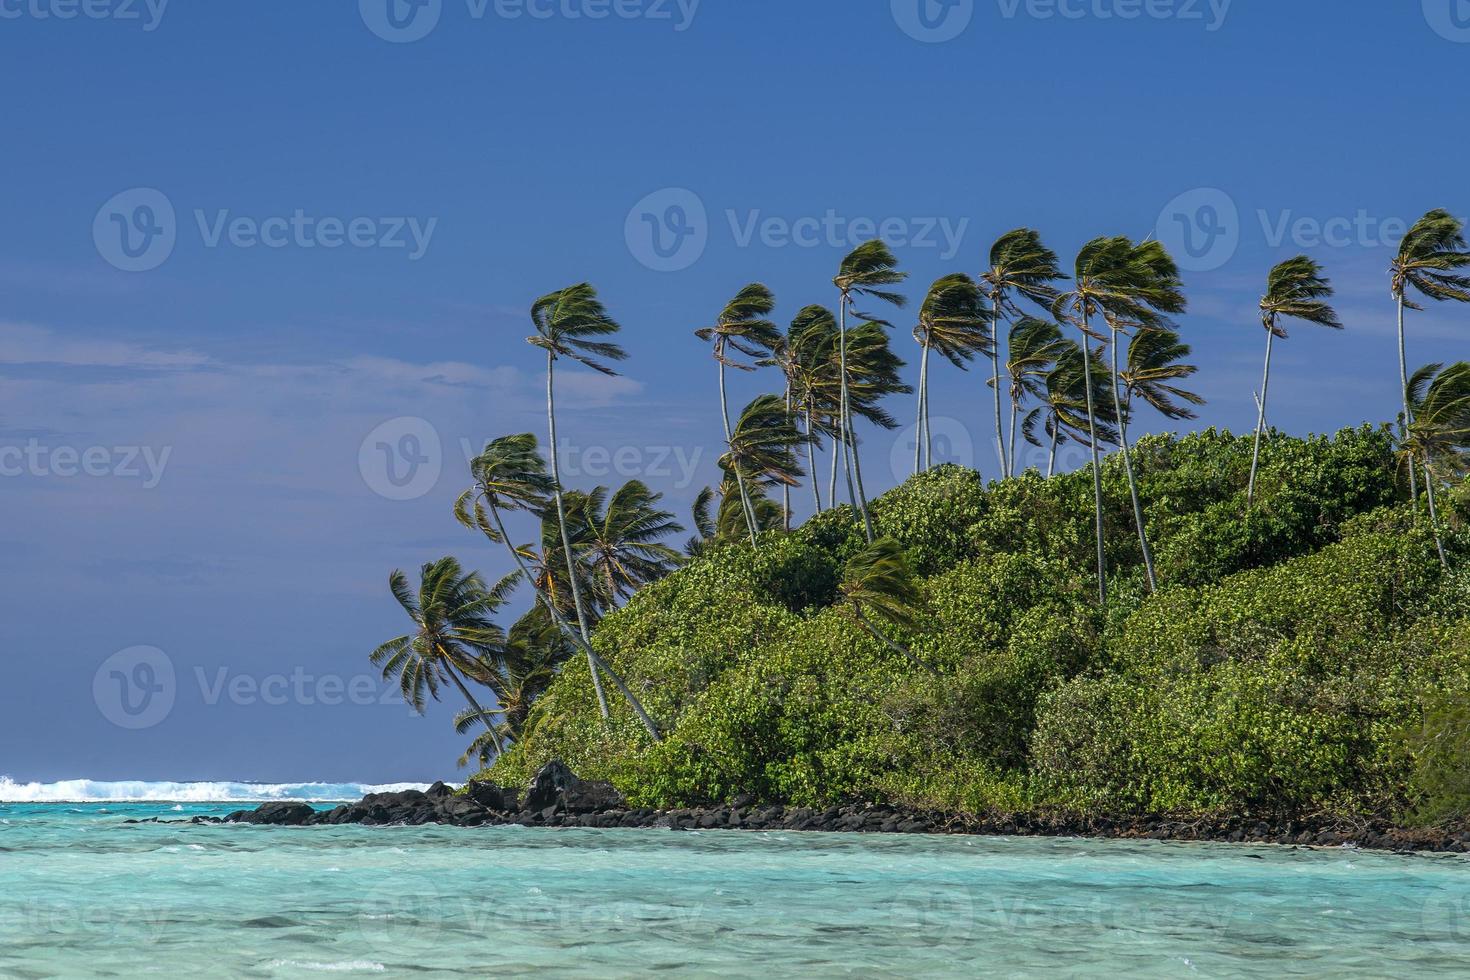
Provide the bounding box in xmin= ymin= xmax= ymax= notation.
xmin=4 ymin=803 xmax=1470 ymax=977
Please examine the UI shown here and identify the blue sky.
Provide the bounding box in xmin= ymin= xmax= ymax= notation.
xmin=2 ymin=0 xmax=1467 ymax=784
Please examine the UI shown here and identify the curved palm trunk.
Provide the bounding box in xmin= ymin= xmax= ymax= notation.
xmin=828 ymin=430 xmax=840 ymax=510
xmin=838 ymin=292 xmax=876 ymax=542
xmin=487 ymin=500 xmax=660 ymax=740
xmin=1077 ymin=311 xmax=1108 ymax=606
xmin=914 ymin=339 xmax=930 ymax=476
xmin=446 ymin=666 xmax=504 ymax=759
xmin=546 ymin=352 xmax=610 ymax=720
xmin=718 ymin=349 xmax=760 ymax=546
xmin=1397 ymin=294 xmax=1420 ymax=509
xmin=1423 ymin=458 xmax=1450 ymax=568
xmin=1247 ymin=329 xmax=1275 ymax=508
xmin=1111 ymin=332 xmax=1157 ymax=592
xmin=853 ymin=606 xmax=936 ymax=675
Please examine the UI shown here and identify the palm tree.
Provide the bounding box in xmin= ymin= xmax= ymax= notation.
xmin=1114 ymin=326 xmax=1204 ymax=589
xmin=456 ymin=434 xmax=660 ymax=739
xmin=721 ymin=394 xmax=804 ymax=528
xmin=775 ymin=305 xmax=841 ymax=518
xmin=1052 ymin=238 xmax=1187 ymax=604
xmin=839 ymin=538 xmax=935 ymax=675
xmin=1023 ymin=340 xmax=1119 ymax=477
xmin=1403 ymin=361 xmax=1470 ymax=567
xmin=834 ymin=241 xmax=908 ymax=542
xmin=911 ymin=274 xmax=992 ymax=474
xmin=527 ymin=283 xmax=627 ymax=717
xmin=695 ymin=284 xmax=781 ymax=542
xmin=454 ymin=608 xmax=571 ymax=767
xmin=1391 ymin=210 xmax=1470 ymax=505
xmin=371 ymin=558 xmax=508 ymax=760
xmin=1251 ymin=257 xmax=1341 ymax=506
xmin=1001 ymin=316 xmax=1065 ymax=476
xmin=982 ymin=229 xmax=1066 ymax=477
xmin=577 ymin=480 xmax=684 ymax=609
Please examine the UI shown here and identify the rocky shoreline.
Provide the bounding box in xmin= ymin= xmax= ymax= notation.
xmin=145 ymin=762 xmax=1470 ymax=855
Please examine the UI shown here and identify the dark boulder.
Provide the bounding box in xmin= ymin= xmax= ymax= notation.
xmin=524 ymin=760 xmax=625 ymax=814
xmin=230 ymin=801 xmax=318 ymax=826
xmin=465 ymin=781 xmax=519 ymax=812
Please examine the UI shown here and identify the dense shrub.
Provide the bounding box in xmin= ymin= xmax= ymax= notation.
xmin=487 ymin=429 xmax=1469 ymax=827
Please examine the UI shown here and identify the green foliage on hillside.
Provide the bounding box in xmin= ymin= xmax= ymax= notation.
xmin=487 ymin=427 xmax=1470 ymax=825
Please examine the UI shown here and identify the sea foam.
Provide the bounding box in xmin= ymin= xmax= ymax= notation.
xmin=0 ymin=778 xmax=437 ymax=803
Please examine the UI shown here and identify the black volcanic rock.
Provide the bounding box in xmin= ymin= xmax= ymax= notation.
xmin=228 ymin=801 xmax=317 ymax=826
xmin=524 ymin=760 xmax=625 ymax=814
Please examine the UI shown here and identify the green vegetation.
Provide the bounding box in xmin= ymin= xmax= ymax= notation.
xmin=372 ymin=213 xmax=1470 ymax=830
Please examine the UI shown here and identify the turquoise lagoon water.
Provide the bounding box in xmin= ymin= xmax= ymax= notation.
xmin=3 ymin=800 xmax=1470 ymax=977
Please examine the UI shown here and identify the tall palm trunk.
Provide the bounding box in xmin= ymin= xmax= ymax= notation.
xmin=1247 ymin=329 xmax=1275 ymax=508
xmin=806 ymin=410 xmax=823 ymax=512
xmin=487 ymin=500 xmax=660 ymax=740
xmin=1047 ymin=421 xmax=1058 ymax=477
xmin=1008 ymin=390 xmax=1021 ymax=477
xmin=1110 ymin=332 xmax=1157 ymax=592
xmin=445 ymin=666 xmax=504 ymax=758
xmin=828 ymin=430 xmax=840 ymax=510
xmin=717 ymin=347 xmax=759 ymax=545
xmin=1423 ymin=458 xmax=1450 ymax=568
xmin=783 ymin=383 xmax=793 ymax=531
xmin=839 ymin=292 xmax=876 ymax=542
xmin=546 ymin=352 xmax=610 ymax=719
xmin=1397 ymin=294 xmax=1420 ymax=508
xmin=1077 ymin=310 xmax=1108 ymax=606
xmin=914 ymin=339 xmax=931 ymax=475
xmin=992 ymin=307 xmax=1008 ymax=478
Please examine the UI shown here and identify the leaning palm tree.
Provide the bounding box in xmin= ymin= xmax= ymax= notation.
xmin=577 ymin=480 xmax=684 ymax=610
xmin=1052 ymin=238 xmax=1187 ymax=604
xmin=695 ymin=284 xmax=781 ymax=541
xmin=839 ymin=538 xmax=935 ymax=675
xmin=911 ymin=274 xmax=993 ymax=474
xmin=456 ymin=433 xmax=660 ymax=738
xmin=527 ymin=283 xmax=627 ymax=716
xmin=372 ymin=558 xmax=508 ymax=760
xmin=1403 ymin=361 xmax=1470 ymax=567
xmin=1001 ymin=315 xmax=1065 ymax=476
xmin=1391 ymin=210 xmax=1470 ymax=505
xmin=834 ymin=241 xmax=908 ymax=542
xmin=1251 ymin=256 xmax=1341 ymax=506
xmin=721 ymin=394 xmax=805 ymax=532
xmin=982 ymin=229 xmax=1066 ymax=477
xmin=1113 ymin=326 xmax=1204 ymax=589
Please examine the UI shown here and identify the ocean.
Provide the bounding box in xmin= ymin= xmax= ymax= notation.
xmin=3 ymin=782 xmax=1469 ymax=977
